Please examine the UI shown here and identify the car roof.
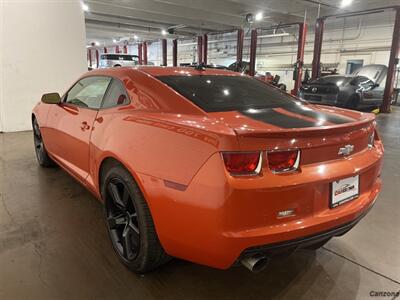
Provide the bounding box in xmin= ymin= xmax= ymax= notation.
xmin=88 ymin=66 xmax=239 ymax=77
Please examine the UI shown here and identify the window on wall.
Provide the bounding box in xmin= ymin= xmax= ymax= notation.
xmin=65 ymin=76 xmax=112 ymax=109
xmin=101 ymin=79 xmax=130 ymax=109
xmin=346 ymin=60 xmax=364 ymax=75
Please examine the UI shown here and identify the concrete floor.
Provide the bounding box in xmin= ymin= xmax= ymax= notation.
xmin=0 ymin=109 xmax=399 ymax=300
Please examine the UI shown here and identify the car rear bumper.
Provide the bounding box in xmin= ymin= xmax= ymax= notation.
xmin=240 ymin=200 xmax=374 ymax=258
xmin=139 ymin=143 xmax=383 ymax=269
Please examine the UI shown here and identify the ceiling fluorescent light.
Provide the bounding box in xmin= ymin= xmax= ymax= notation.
xmin=340 ymin=0 xmax=353 ymax=8
xmin=81 ymin=2 xmax=89 ymax=11
xmin=255 ymin=12 xmax=264 ymax=21
xmin=259 ymin=33 xmax=290 ymax=38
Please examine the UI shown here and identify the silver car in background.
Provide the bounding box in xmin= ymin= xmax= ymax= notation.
xmin=99 ymin=54 xmax=140 ymax=68
xmin=300 ymin=64 xmax=388 ymax=110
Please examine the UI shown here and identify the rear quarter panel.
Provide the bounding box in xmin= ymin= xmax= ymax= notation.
xmin=89 ymin=108 xmax=239 ymax=198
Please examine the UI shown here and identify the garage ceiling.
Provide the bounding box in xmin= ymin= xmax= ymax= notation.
xmin=85 ymin=0 xmax=399 ymax=45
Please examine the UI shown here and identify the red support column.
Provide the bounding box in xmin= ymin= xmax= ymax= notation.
xmin=115 ymin=45 xmax=120 ymax=54
xmin=312 ymin=18 xmax=324 ymax=80
xmin=138 ymin=43 xmax=143 ymax=65
xmin=197 ymin=36 xmax=203 ymax=64
xmin=236 ymin=28 xmax=244 ymax=66
xmin=88 ymin=49 xmax=92 ymax=68
xmin=293 ymin=23 xmax=308 ymax=95
xmin=104 ymin=47 xmax=107 ymax=53
xmin=381 ymin=7 xmax=400 ymax=113
xmin=249 ymin=29 xmax=257 ymax=76
xmin=143 ymin=42 xmax=148 ymax=65
xmin=203 ymin=34 xmax=208 ymax=65
xmin=161 ymin=39 xmax=167 ymax=66
xmin=172 ymin=39 xmax=178 ymax=67
xmin=123 ymin=45 xmax=128 ymax=54
xmin=96 ymin=49 xmax=99 ymax=68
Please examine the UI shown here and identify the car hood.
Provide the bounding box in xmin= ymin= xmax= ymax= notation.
xmin=352 ymin=64 xmax=387 ymax=84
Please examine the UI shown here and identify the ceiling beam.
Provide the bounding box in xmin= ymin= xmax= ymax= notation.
xmin=85 ymin=13 xmax=221 ymax=34
xmin=87 ymin=0 xmax=246 ymax=29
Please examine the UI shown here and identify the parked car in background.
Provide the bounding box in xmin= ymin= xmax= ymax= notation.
xmin=180 ymin=62 xmax=228 ymax=70
xmin=228 ymin=61 xmax=250 ymax=74
xmin=300 ymin=64 xmax=388 ymax=109
xmin=99 ymin=54 xmax=140 ymax=68
xmin=256 ymin=72 xmax=287 ymax=91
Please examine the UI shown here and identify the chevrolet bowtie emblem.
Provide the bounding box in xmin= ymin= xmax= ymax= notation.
xmin=338 ymin=144 xmax=354 ymax=156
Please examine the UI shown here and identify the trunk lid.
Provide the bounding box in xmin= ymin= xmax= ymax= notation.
xmin=210 ymin=103 xmax=375 ymax=165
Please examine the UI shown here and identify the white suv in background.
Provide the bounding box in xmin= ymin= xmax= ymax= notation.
xmin=99 ymin=54 xmax=140 ymax=68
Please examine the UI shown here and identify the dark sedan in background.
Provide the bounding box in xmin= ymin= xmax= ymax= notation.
xmin=300 ymin=64 xmax=387 ymax=110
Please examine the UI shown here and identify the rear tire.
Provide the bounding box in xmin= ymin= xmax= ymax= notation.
xmin=101 ymin=163 xmax=170 ymax=273
xmin=32 ymin=117 xmax=55 ymax=168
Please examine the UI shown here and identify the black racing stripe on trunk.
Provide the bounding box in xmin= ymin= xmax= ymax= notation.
xmin=239 ymin=109 xmax=317 ymax=128
xmin=283 ymin=105 xmax=353 ymax=124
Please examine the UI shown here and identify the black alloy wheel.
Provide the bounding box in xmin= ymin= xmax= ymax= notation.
xmin=106 ymin=177 xmax=140 ymax=261
xmin=33 ymin=119 xmax=44 ymax=160
xmin=102 ymin=163 xmax=170 ymax=273
xmin=32 ymin=118 xmax=55 ymax=167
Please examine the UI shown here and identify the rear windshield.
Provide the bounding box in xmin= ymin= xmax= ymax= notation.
xmin=100 ymin=54 xmax=139 ymax=61
xmin=156 ymin=75 xmax=296 ymax=112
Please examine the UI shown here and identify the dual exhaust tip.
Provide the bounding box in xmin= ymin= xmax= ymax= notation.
xmin=240 ymin=254 xmax=270 ymax=273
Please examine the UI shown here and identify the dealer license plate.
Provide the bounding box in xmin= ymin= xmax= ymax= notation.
xmin=330 ymin=175 xmax=359 ymax=208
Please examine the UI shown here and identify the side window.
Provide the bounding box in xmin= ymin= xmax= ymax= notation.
xmin=65 ymin=76 xmax=112 ymax=109
xmin=101 ymin=79 xmax=130 ymax=109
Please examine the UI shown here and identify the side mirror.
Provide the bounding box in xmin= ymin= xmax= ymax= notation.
xmin=41 ymin=93 xmax=61 ymax=104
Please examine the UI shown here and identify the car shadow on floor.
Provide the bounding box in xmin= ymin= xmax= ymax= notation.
xmin=136 ymin=247 xmax=358 ymax=300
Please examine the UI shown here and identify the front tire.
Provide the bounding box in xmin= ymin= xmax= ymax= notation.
xmin=102 ymin=163 xmax=169 ymax=273
xmin=32 ymin=118 xmax=55 ymax=168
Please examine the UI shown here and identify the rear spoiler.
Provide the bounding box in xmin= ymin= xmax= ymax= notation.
xmin=236 ymin=117 xmax=375 ymax=138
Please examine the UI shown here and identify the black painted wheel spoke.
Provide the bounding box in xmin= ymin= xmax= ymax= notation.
xmin=107 ymin=214 xmax=126 ymax=229
xmin=108 ymin=182 xmax=126 ymax=211
xmin=33 ymin=122 xmax=42 ymax=139
xmin=122 ymin=188 xmax=129 ymax=207
xmin=106 ymin=177 xmax=140 ymax=261
xmin=129 ymin=221 xmax=140 ymax=235
xmin=121 ymin=224 xmax=134 ymax=259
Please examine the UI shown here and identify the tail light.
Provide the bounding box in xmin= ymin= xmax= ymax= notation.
xmin=267 ymin=150 xmax=300 ymax=173
xmin=222 ymin=152 xmax=262 ymax=175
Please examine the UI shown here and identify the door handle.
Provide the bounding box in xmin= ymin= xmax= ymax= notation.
xmin=80 ymin=121 xmax=90 ymax=131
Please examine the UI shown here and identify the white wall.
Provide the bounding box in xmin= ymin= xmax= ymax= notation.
xmin=0 ymin=0 xmax=87 ymax=132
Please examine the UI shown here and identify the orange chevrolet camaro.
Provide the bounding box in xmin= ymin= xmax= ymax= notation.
xmin=32 ymin=67 xmax=383 ymax=273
